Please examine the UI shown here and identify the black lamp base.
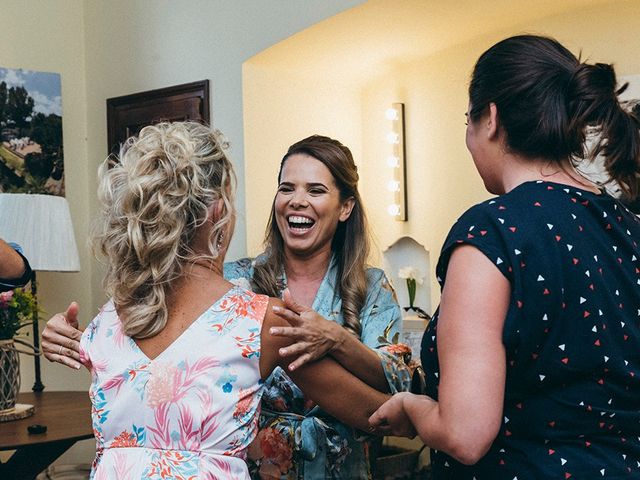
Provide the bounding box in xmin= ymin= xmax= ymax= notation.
xmin=30 ymin=271 xmax=45 ymax=393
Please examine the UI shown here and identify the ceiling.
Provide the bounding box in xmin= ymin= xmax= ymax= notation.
xmin=248 ymin=0 xmax=618 ymax=81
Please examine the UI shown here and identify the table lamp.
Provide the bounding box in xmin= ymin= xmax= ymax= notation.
xmin=0 ymin=193 xmax=80 ymax=392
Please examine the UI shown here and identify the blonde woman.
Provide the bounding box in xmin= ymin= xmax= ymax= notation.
xmin=77 ymin=122 xmax=387 ymax=479
xmin=43 ymin=134 xmax=411 ymax=479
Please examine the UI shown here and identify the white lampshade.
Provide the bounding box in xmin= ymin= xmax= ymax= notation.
xmin=0 ymin=193 xmax=80 ymax=272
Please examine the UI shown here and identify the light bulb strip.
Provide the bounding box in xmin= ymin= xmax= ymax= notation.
xmin=389 ymin=103 xmax=407 ymax=221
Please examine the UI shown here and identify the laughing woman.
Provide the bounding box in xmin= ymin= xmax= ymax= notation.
xmin=77 ymin=122 xmax=390 ymax=479
xmin=226 ymin=135 xmax=411 ymax=479
xmin=42 ymin=134 xmax=411 ymax=479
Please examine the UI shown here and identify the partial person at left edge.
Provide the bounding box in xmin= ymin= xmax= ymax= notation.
xmin=0 ymin=238 xmax=32 ymax=292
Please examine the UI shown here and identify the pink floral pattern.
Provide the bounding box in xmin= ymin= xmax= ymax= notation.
xmin=248 ymin=427 xmax=293 ymax=478
xmin=80 ymin=286 xmax=269 ymax=479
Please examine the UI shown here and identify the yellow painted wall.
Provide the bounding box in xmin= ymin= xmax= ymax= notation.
xmin=244 ymin=0 xmax=640 ymax=310
xmin=363 ymin=0 xmax=640 ymax=308
xmin=242 ymin=64 xmax=363 ymax=257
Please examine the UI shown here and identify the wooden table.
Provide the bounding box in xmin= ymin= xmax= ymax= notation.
xmin=0 ymin=391 xmax=93 ymax=479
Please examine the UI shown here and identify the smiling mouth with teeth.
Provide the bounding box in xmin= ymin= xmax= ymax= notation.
xmin=288 ymin=215 xmax=315 ymax=230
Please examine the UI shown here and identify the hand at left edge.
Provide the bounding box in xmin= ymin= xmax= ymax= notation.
xmin=270 ymin=288 xmax=346 ymax=371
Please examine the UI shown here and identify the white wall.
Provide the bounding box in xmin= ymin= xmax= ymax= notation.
xmin=1 ymin=0 xmax=91 ymax=390
xmin=82 ymin=0 xmax=364 ymax=308
xmin=0 ymin=0 xmax=92 ymax=467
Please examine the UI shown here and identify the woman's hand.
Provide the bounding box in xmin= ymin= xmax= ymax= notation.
xmin=368 ymin=392 xmax=418 ymax=438
xmin=41 ymin=302 xmax=84 ymax=370
xmin=269 ymin=289 xmax=346 ymax=371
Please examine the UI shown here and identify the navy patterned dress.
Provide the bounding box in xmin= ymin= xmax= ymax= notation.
xmin=421 ymin=181 xmax=640 ymax=479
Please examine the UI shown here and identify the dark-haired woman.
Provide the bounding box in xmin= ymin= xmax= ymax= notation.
xmin=369 ymin=34 xmax=640 ymax=479
xmin=43 ymin=135 xmax=411 ymax=479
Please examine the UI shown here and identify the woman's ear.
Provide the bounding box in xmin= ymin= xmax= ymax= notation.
xmin=208 ymin=198 xmax=224 ymax=223
xmin=487 ymin=102 xmax=499 ymax=140
xmin=192 ymin=199 xmax=224 ymax=255
xmin=339 ymin=197 xmax=356 ymax=222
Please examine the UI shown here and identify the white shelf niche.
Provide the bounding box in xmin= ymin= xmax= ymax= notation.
xmin=383 ymin=235 xmax=430 ymax=315
xmin=383 ymin=236 xmax=431 ymax=359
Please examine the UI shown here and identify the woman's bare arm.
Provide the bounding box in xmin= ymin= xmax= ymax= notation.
xmin=261 ymin=297 xmax=390 ymax=432
xmin=270 ymin=290 xmax=390 ymax=391
xmin=0 ymin=239 xmax=28 ymax=280
xmin=370 ymin=245 xmax=509 ymax=464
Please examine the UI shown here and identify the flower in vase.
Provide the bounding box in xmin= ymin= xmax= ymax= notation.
xmin=0 ymin=288 xmax=37 ymax=340
xmin=398 ymin=266 xmax=424 ymax=309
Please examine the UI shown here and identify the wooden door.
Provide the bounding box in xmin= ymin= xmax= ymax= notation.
xmin=106 ymin=80 xmax=210 ymax=156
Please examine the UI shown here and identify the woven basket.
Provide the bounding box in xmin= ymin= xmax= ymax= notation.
xmin=374 ymin=445 xmax=423 ymax=480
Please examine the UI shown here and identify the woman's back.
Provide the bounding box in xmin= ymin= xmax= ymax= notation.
xmin=423 ymin=181 xmax=640 ymax=478
xmin=80 ymin=286 xmax=267 ymax=479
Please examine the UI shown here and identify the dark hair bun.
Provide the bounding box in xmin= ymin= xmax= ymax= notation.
xmin=469 ymin=35 xmax=640 ymax=200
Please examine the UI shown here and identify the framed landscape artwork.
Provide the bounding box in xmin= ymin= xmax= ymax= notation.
xmin=0 ymin=67 xmax=65 ymax=196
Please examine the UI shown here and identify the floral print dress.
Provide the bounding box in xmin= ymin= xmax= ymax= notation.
xmin=80 ymin=286 xmax=269 ymax=480
xmin=225 ymin=256 xmax=412 ymax=479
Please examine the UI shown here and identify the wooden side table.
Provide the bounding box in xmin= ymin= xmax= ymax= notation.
xmin=0 ymin=391 xmax=93 ymax=480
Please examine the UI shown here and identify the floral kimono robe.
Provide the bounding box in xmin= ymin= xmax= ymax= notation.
xmin=224 ymin=255 xmax=411 ymax=479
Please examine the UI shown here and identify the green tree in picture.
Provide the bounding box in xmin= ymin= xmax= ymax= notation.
xmin=0 ymin=68 xmax=64 ymax=195
xmin=6 ymin=86 xmax=35 ymax=133
xmin=0 ymin=81 xmax=7 ymax=128
xmin=30 ymin=113 xmax=62 ymax=154
xmin=24 ymin=151 xmax=54 ymax=185
xmin=28 ymin=112 xmax=63 ymax=189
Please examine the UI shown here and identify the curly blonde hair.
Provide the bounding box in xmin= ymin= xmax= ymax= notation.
xmin=92 ymin=122 xmax=235 ymax=339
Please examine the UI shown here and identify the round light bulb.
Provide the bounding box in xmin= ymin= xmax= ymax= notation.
xmin=386 ymin=132 xmax=399 ymax=144
xmin=385 ymin=108 xmax=398 ymax=121
xmin=387 ymin=204 xmax=401 ymax=216
xmin=386 ymin=156 xmax=399 ymax=168
xmin=387 ymin=180 xmax=400 ymax=192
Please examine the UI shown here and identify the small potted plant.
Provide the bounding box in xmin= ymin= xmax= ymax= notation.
xmin=0 ymin=288 xmax=38 ymax=411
